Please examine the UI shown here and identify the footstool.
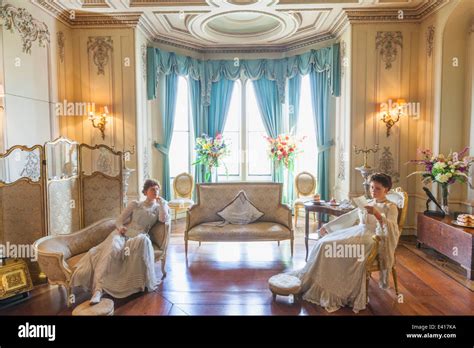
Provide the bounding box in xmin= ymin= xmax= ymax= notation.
xmin=72 ymin=298 xmax=114 ymax=316
xmin=268 ymin=274 xmax=302 ymax=302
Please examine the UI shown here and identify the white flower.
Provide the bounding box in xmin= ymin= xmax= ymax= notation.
xmin=435 ymin=174 xmax=449 ymax=183
xmin=433 ymin=162 xmax=447 ymax=170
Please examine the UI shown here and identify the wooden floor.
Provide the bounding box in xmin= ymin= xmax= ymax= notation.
xmin=1 ymin=219 xmax=473 ymax=315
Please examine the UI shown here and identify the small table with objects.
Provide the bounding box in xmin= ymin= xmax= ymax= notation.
xmin=303 ymin=201 xmax=354 ymax=261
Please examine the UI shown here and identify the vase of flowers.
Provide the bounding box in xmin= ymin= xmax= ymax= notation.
xmin=193 ymin=133 xmax=229 ymax=183
xmin=264 ymin=133 xmax=305 ymax=172
xmin=408 ymin=147 xmax=474 ymax=214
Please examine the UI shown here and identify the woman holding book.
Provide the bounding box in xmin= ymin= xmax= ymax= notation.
xmin=290 ymin=173 xmax=399 ymax=313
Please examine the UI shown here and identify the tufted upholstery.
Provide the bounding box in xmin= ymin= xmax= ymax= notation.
xmin=72 ymin=298 xmax=114 ymax=316
xmin=268 ymin=274 xmax=302 ymax=301
xmin=185 ymin=182 xmax=294 ymax=258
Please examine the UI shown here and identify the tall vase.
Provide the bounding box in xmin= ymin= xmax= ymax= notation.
xmin=206 ymin=166 xmax=218 ymax=183
xmin=440 ymin=183 xmax=450 ymax=215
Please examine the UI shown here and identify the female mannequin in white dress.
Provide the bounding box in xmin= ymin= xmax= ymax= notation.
xmin=71 ymin=179 xmax=170 ymax=304
xmin=292 ymin=173 xmax=399 ymax=313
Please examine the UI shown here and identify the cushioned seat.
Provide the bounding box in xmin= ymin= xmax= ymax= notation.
xmin=185 ymin=182 xmax=294 ymax=259
xmin=187 ymin=222 xmax=291 ymax=242
xmin=168 ymin=198 xmax=194 ymax=207
xmin=72 ymin=298 xmax=114 ymax=316
xmin=35 ymin=217 xmax=171 ymax=308
xmin=268 ymin=274 xmax=302 ymax=301
xmin=66 ymin=252 xmax=87 ymax=270
xmin=293 ymin=197 xmax=312 ymax=205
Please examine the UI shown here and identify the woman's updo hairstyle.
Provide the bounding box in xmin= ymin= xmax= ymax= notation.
xmin=142 ymin=179 xmax=161 ymax=195
xmin=369 ymin=173 xmax=392 ymax=190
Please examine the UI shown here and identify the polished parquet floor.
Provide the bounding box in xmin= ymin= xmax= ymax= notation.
xmin=1 ymin=218 xmax=473 ymax=315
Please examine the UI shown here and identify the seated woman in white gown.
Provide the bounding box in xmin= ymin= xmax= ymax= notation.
xmin=291 ymin=173 xmax=399 ymax=313
xmin=71 ymin=179 xmax=170 ymax=305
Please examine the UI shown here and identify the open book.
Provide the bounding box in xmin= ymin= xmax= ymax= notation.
xmin=352 ymin=195 xmax=369 ymax=209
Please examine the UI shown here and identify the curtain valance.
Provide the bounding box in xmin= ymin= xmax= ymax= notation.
xmin=147 ymin=43 xmax=341 ymax=105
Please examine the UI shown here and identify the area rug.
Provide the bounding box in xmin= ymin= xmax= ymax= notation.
xmin=400 ymin=237 xmax=474 ymax=291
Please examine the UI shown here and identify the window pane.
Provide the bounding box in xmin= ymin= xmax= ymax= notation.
xmin=248 ymin=131 xmax=271 ymax=175
xmin=170 ymin=75 xmax=190 ymax=182
xmin=218 ymin=131 xmax=239 ymax=176
xmin=247 ymin=82 xmax=271 ymax=176
xmin=219 ymin=81 xmax=241 ymax=178
xmin=173 ymin=76 xmax=189 ymax=132
xmin=296 ymin=75 xmax=318 ymax=176
xmin=169 ymin=131 xmax=189 ymax=178
xmin=247 ymin=83 xmax=266 ymax=132
xmin=222 ymin=81 xmax=240 ymax=132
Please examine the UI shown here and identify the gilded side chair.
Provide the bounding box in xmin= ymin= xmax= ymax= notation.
xmin=168 ymin=172 xmax=195 ymax=221
xmin=366 ymin=187 xmax=408 ymax=299
xmin=293 ymin=172 xmax=317 ymax=228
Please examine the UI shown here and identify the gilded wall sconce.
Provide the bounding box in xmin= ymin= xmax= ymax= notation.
xmin=380 ymin=98 xmax=406 ymax=137
xmin=88 ymin=105 xmax=109 ymax=140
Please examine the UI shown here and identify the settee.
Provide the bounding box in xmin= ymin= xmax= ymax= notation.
xmin=185 ymin=182 xmax=294 ymax=258
xmin=34 ymin=217 xmax=171 ymax=306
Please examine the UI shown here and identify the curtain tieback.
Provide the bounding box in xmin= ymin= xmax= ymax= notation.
xmin=153 ymin=142 xmax=169 ymax=156
xmin=317 ymin=140 xmax=335 ymax=153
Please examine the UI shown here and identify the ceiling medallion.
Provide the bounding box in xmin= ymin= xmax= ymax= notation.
xmin=188 ymin=0 xmax=299 ymax=45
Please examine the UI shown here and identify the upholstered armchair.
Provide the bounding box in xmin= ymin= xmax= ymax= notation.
xmin=168 ymin=172 xmax=195 ymax=220
xmin=366 ymin=187 xmax=408 ymax=298
xmin=293 ymin=172 xmax=317 ymax=228
xmin=34 ymin=217 xmax=171 ymax=306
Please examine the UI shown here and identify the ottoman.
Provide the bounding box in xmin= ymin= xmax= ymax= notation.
xmin=268 ymin=274 xmax=302 ymax=301
xmin=72 ymin=298 xmax=114 ymax=316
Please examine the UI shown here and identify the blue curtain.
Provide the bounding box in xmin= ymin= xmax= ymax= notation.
xmin=252 ymin=77 xmax=283 ymax=184
xmin=310 ymin=70 xmax=334 ymax=201
xmin=153 ymin=73 xmax=178 ymax=201
xmin=147 ymin=44 xmax=341 ymax=103
xmin=208 ymin=78 xmax=235 ymax=138
xmin=189 ymin=78 xmax=235 ymax=184
xmin=287 ymin=74 xmax=301 ymax=204
xmin=188 ymin=78 xmax=208 ymax=185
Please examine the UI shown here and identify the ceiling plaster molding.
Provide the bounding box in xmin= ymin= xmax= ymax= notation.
xmin=34 ymin=0 xmax=448 ymax=54
xmin=345 ymin=0 xmax=448 ymax=23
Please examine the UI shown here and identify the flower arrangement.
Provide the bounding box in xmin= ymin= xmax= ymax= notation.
xmin=264 ymin=133 xmax=305 ymax=171
xmin=193 ymin=133 xmax=229 ymax=182
xmin=408 ymin=147 xmax=474 ymax=213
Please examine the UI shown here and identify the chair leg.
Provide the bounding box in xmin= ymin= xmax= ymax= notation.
xmin=199 ymin=241 xmax=201 ymax=247
xmin=392 ymin=266 xmax=399 ymax=295
xmin=185 ymin=239 xmax=188 ymax=259
xmin=272 ymin=292 xmax=277 ymax=301
xmin=66 ymin=285 xmax=73 ymax=308
xmin=290 ymin=239 xmax=294 ymax=257
xmin=161 ymin=257 xmax=167 ymax=280
xmin=278 ymin=241 xmax=280 ymax=246
xmin=294 ymin=206 xmax=299 ymax=228
xmin=366 ymin=271 xmax=370 ymax=304
xmin=313 ymin=212 xmax=316 ymax=222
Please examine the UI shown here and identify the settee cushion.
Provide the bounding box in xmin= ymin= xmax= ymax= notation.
xmin=66 ymin=252 xmax=87 ymax=270
xmin=217 ymin=190 xmax=264 ymax=225
xmin=187 ymin=221 xmax=291 ymax=241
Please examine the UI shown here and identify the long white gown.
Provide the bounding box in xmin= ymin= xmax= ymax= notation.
xmin=293 ymin=199 xmax=399 ymax=313
xmin=71 ymin=198 xmax=170 ymax=298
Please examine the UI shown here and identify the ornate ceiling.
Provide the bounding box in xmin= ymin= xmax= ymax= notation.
xmin=35 ymin=0 xmax=447 ymax=53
